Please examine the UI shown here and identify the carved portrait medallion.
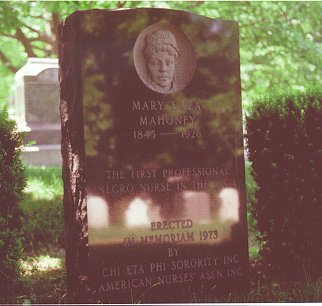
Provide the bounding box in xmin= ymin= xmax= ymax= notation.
xmin=133 ymin=23 xmax=196 ymax=94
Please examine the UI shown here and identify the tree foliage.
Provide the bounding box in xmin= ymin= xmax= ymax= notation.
xmin=0 ymin=1 xmax=321 ymax=105
xmin=169 ymin=1 xmax=322 ymax=103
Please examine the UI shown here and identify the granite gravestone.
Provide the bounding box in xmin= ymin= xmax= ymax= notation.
xmin=59 ymin=8 xmax=249 ymax=303
xmin=14 ymin=58 xmax=61 ymax=165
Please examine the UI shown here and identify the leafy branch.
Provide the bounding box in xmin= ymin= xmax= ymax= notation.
xmin=0 ymin=49 xmax=18 ymax=73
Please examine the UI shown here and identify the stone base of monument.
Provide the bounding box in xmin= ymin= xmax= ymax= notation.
xmin=23 ymin=123 xmax=61 ymax=144
xmin=20 ymin=123 xmax=61 ymax=166
xmin=22 ymin=144 xmax=61 ymax=166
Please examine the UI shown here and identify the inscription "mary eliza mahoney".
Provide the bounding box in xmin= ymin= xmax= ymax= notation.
xmin=133 ymin=100 xmax=200 ymax=127
xmin=132 ymin=100 xmax=201 ymax=111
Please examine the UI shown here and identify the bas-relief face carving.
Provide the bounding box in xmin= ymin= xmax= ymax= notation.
xmin=147 ymin=51 xmax=176 ymax=90
xmin=143 ymin=30 xmax=179 ymax=93
xmin=134 ymin=24 xmax=196 ymax=94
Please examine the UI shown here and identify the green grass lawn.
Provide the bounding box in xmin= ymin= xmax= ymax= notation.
xmin=17 ymin=166 xmax=67 ymax=304
xmin=3 ymin=165 xmax=321 ymax=304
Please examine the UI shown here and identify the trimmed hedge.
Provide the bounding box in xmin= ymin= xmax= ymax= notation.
xmin=246 ymin=86 xmax=322 ymax=279
xmin=0 ymin=108 xmax=26 ymax=296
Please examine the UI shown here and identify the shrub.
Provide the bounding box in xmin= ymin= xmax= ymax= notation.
xmin=0 ymin=108 xmax=26 ymax=296
xmin=246 ymin=86 xmax=322 ymax=279
xmin=245 ymin=160 xmax=258 ymax=232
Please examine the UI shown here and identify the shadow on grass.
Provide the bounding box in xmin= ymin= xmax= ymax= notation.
xmin=0 ymin=166 xmax=67 ymax=304
xmin=22 ymin=165 xmax=64 ymax=252
xmin=1 ymin=165 xmax=68 ymax=304
xmin=0 ymin=252 xmax=67 ymax=304
xmin=19 ymin=252 xmax=67 ymax=305
xmin=21 ymin=194 xmax=65 ymax=252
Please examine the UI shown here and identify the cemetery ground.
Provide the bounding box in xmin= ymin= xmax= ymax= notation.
xmin=4 ymin=164 xmax=320 ymax=304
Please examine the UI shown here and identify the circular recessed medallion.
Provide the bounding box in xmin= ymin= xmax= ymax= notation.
xmin=133 ymin=23 xmax=196 ymax=94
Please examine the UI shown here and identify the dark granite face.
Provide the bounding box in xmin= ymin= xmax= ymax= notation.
xmin=75 ymin=8 xmax=248 ymax=303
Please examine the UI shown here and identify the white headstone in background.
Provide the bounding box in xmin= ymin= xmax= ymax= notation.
xmin=13 ymin=58 xmax=61 ymax=166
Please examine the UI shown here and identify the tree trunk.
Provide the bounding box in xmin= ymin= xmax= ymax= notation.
xmin=51 ymin=12 xmax=61 ymax=56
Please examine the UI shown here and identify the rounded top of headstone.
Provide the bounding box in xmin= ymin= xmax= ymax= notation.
xmin=14 ymin=58 xmax=59 ymax=81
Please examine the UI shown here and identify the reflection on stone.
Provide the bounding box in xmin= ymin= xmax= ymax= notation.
xmin=125 ymin=197 xmax=161 ymax=228
xmin=180 ymin=191 xmax=211 ymax=224
xmin=210 ymin=22 xmax=222 ymax=34
xmin=218 ymin=188 xmax=240 ymax=224
xmin=87 ymin=194 xmax=109 ymax=228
